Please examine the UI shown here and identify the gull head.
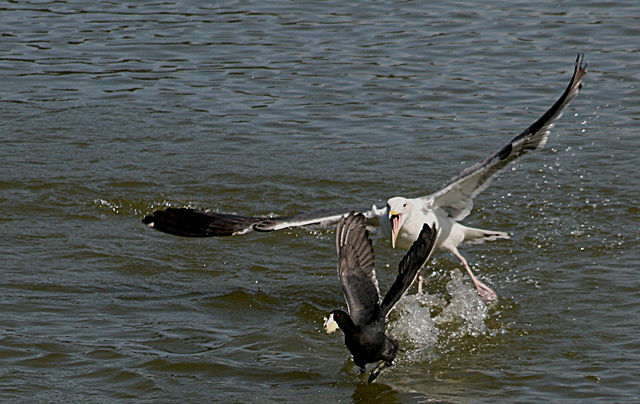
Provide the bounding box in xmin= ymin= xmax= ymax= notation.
xmin=323 ymin=312 xmax=340 ymax=334
xmin=386 ymin=197 xmax=410 ymax=248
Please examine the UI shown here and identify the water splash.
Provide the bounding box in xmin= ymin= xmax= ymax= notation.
xmin=386 ymin=293 xmax=441 ymax=363
xmin=435 ymin=270 xmax=488 ymax=337
xmin=387 ymin=270 xmax=490 ymax=363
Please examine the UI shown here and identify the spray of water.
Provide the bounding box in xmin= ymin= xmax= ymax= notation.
xmin=387 ymin=270 xmax=491 ymax=363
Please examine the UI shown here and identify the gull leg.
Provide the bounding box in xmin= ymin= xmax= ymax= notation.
xmin=452 ymin=248 xmax=497 ymax=303
xmin=417 ymin=270 xmax=424 ymax=294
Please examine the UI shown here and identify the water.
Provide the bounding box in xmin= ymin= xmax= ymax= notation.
xmin=1 ymin=0 xmax=639 ymax=402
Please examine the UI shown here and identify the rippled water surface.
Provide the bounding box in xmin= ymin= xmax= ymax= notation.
xmin=1 ymin=1 xmax=639 ymax=402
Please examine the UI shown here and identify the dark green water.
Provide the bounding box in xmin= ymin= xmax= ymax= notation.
xmin=1 ymin=1 xmax=638 ymax=402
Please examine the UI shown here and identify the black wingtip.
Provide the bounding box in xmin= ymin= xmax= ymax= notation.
xmin=576 ymin=52 xmax=588 ymax=72
xmin=572 ymin=53 xmax=588 ymax=91
xmin=141 ymin=214 xmax=154 ymax=225
xmin=418 ymin=222 xmax=438 ymax=248
xmin=412 ymin=223 xmax=437 ymax=265
xmin=577 ymin=53 xmax=587 ymax=74
xmin=399 ymin=222 xmax=437 ymax=273
xmin=141 ymin=207 xmax=261 ymax=237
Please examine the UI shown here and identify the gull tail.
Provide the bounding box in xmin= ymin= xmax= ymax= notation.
xmin=461 ymin=225 xmax=510 ymax=245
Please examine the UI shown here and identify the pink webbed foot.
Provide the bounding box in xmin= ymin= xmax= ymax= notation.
xmin=454 ymin=249 xmax=498 ymax=303
xmin=473 ymin=278 xmax=498 ymax=303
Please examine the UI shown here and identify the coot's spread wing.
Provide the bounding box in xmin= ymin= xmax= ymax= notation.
xmin=379 ymin=223 xmax=438 ymax=319
xmin=336 ymin=212 xmax=380 ymax=326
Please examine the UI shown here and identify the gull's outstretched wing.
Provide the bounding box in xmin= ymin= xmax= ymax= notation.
xmin=421 ymin=54 xmax=588 ymax=220
xmin=379 ymin=223 xmax=438 ymax=319
xmin=142 ymin=206 xmax=380 ymax=237
xmin=336 ymin=212 xmax=380 ymax=326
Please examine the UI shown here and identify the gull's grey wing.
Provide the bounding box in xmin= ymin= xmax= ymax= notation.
xmin=379 ymin=223 xmax=438 ymax=319
xmin=142 ymin=206 xmax=379 ymax=237
xmin=336 ymin=212 xmax=380 ymax=326
xmin=422 ymin=54 xmax=588 ymax=220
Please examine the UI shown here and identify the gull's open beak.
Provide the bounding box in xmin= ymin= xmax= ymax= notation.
xmin=323 ymin=313 xmax=339 ymax=334
xmin=389 ymin=209 xmax=401 ymax=249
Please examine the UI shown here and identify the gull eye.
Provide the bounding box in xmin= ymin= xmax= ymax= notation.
xmin=403 ymin=203 xmax=407 ymax=208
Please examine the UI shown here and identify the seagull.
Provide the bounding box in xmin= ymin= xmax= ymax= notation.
xmin=324 ymin=212 xmax=437 ymax=382
xmin=142 ymin=55 xmax=587 ymax=302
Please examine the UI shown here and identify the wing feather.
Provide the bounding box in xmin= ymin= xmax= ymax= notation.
xmin=379 ymin=223 xmax=438 ymax=319
xmin=142 ymin=207 xmax=377 ymax=237
xmin=336 ymin=212 xmax=380 ymax=326
xmin=422 ymin=54 xmax=587 ymax=220
xmin=141 ymin=208 xmax=259 ymax=237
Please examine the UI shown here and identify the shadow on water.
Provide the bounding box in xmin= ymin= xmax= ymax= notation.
xmin=351 ymin=382 xmax=406 ymax=403
xmin=351 ymin=379 xmax=462 ymax=404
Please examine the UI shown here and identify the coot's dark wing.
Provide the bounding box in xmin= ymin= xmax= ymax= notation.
xmin=422 ymin=54 xmax=588 ymax=221
xmin=336 ymin=212 xmax=380 ymax=326
xmin=379 ymin=223 xmax=438 ymax=319
xmin=142 ymin=207 xmax=376 ymax=237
